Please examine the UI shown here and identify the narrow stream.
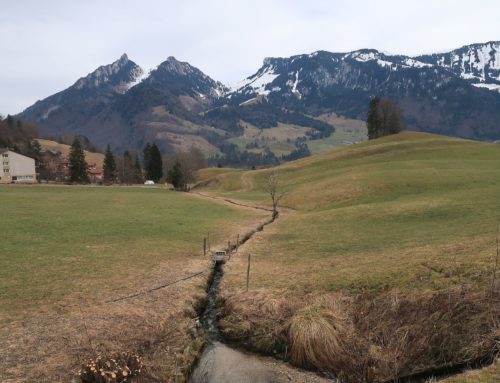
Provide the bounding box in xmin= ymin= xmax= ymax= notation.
xmin=190 ymin=258 xmax=330 ymax=383
xmin=200 ymin=260 xmax=223 ymax=342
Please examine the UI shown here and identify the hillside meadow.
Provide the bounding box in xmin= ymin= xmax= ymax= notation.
xmin=38 ymin=138 xmax=105 ymax=167
xmin=197 ymin=132 xmax=500 ymax=382
xmin=0 ymin=185 xmax=268 ymax=382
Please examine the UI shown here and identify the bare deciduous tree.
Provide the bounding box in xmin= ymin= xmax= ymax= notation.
xmin=367 ymin=97 xmax=404 ymax=139
xmin=164 ymin=147 xmax=206 ymax=191
xmin=265 ymin=170 xmax=286 ymax=219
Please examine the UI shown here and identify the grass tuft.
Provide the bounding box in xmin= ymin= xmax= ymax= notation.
xmin=288 ymin=301 xmax=353 ymax=372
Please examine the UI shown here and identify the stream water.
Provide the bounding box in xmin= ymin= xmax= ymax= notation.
xmin=189 ymin=259 xmax=331 ymax=383
xmin=199 ymin=261 xmax=223 ymax=342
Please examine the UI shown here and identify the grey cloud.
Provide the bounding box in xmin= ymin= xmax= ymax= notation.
xmin=1 ymin=0 xmax=499 ymax=115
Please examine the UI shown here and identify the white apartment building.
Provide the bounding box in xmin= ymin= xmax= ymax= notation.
xmin=0 ymin=149 xmax=36 ymax=184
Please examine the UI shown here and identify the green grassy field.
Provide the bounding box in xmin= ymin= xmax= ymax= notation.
xmin=198 ymin=132 xmax=500 ymax=381
xmin=200 ymin=132 xmax=500 ymax=293
xmin=0 ymin=184 xmax=266 ymax=382
xmin=0 ymin=185 xmax=260 ymax=317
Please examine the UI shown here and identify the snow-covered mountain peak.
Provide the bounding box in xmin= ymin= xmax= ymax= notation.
xmin=73 ymin=54 xmax=143 ymax=91
xmin=343 ymin=49 xmax=432 ymax=69
xmin=140 ymin=56 xmax=227 ymax=99
xmin=344 ymin=49 xmax=381 ymax=62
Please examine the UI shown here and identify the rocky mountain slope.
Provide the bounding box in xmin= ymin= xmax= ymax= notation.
xmin=417 ymin=41 xmax=500 ymax=91
xmin=17 ymin=41 xmax=500 ymax=162
xmin=225 ymin=42 xmax=500 ymax=139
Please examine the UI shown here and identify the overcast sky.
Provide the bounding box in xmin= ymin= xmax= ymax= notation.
xmin=1 ymin=0 xmax=499 ymax=115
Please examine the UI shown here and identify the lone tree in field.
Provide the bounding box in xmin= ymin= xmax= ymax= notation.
xmin=265 ymin=171 xmax=286 ymax=219
xmin=69 ymin=137 xmax=89 ymax=183
xmin=143 ymin=142 xmax=163 ymax=182
xmin=103 ymin=144 xmax=116 ymax=183
xmin=367 ymin=97 xmax=404 ymax=140
xmin=166 ymin=160 xmax=185 ymax=190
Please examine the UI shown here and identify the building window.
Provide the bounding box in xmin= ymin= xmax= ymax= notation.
xmin=2 ymin=162 xmax=8 ymax=166
xmin=4 ymin=168 xmax=9 ymax=173
xmin=2 ymin=154 xmax=8 ymax=158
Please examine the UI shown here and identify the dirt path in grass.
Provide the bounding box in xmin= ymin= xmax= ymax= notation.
xmin=187 ymin=191 xmax=330 ymax=383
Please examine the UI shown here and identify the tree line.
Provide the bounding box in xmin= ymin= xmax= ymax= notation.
xmin=0 ymin=114 xmax=38 ymax=155
xmin=99 ymin=142 xmax=205 ymax=190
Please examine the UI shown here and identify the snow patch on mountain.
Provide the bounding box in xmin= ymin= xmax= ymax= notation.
xmin=289 ymin=70 xmax=302 ymax=99
xmin=229 ymin=66 xmax=279 ymax=95
xmin=377 ymin=59 xmax=394 ymax=68
xmin=345 ymin=50 xmax=431 ymax=69
xmin=239 ymin=97 xmax=257 ymax=106
xmin=347 ymin=51 xmax=378 ymax=62
xmin=127 ymin=66 xmax=152 ymax=89
xmin=419 ymin=42 xmax=500 ymax=90
xmin=41 ymin=105 xmax=60 ymax=120
xmin=402 ymin=58 xmax=432 ymax=68
xmin=472 ymin=83 xmax=500 ymax=92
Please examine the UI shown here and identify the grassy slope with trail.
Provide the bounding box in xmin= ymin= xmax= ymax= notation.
xmin=197 ymin=131 xmax=500 ymax=382
xmin=0 ymin=185 xmax=267 ymax=382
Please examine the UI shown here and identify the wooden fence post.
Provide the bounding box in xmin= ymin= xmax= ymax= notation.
xmin=236 ymin=234 xmax=240 ymax=250
xmin=246 ymin=253 xmax=251 ymax=292
xmin=203 ymin=237 xmax=207 ymax=256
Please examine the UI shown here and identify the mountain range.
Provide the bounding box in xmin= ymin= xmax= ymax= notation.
xmin=17 ymin=41 xmax=500 ymax=163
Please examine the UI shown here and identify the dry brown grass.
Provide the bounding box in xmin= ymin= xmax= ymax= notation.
xmin=218 ymin=285 xmax=500 ymax=382
xmin=287 ymin=296 xmax=360 ymax=380
xmin=0 ymin=262 xmax=209 ymax=383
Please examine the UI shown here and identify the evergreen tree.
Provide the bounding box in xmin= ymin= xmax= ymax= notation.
xmin=27 ymin=139 xmax=42 ymax=161
xmin=167 ymin=160 xmax=184 ymax=190
xmin=28 ymin=140 xmax=42 ymax=178
xmin=143 ymin=142 xmax=152 ymax=179
xmin=103 ymin=144 xmax=116 ymax=183
xmin=367 ymin=96 xmax=381 ymax=140
xmin=148 ymin=143 xmax=163 ymax=182
xmin=69 ymin=138 xmax=89 ymax=183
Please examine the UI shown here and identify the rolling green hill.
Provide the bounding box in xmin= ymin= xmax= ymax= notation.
xmin=197 ymin=131 xmax=500 ymax=382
